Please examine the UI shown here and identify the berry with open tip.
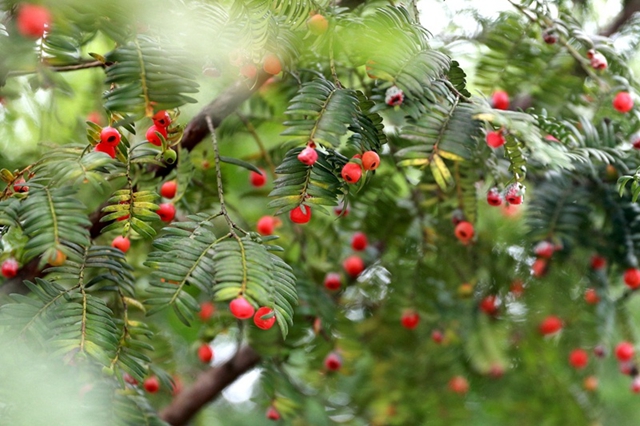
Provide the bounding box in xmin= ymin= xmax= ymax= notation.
xmin=324 ymin=272 xmax=341 ymax=291
xmin=454 ymin=221 xmax=474 ymax=243
xmin=341 ymin=163 xmax=362 ymax=184
xmin=362 ymin=151 xmax=380 ymax=170
xmin=324 ymin=352 xmax=342 ymax=371
xmin=152 ymin=110 xmax=171 ymax=128
xmin=1 ymin=258 xmax=19 ymax=278
xmin=100 ymin=127 xmax=121 ymax=147
xmin=487 ymin=187 xmax=502 ymax=206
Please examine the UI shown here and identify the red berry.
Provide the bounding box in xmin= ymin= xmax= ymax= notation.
xmin=431 ymin=330 xmax=443 ymax=344
xmin=298 ymin=146 xmax=318 ymax=166
xmin=143 ymin=376 xmax=160 ymax=393
xmin=100 ymin=127 xmax=121 ymax=147
xmin=620 ymin=361 xmax=634 ymax=375
xmin=454 ymin=221 xmax=474 ymax=243
xmin=505 ymin=184 xmax=524 ymax=205
xmin=253 ymin=307 xmax=276 ymax=330
xmin=613 ymin=91 xmax=634 ymax=113
xmin=199 ymin=302 xmax=215 ymax=321
xmin=341 ymin=163 xmax=362 ymax=184
xmin=492 ymin=91 xmax=510 ymax=110
xmin=385 ymin=86 xmax=404 ymax=106
xmin=156 ymin=203 xmax=176 ymax=222
xmin=590 ymin=52 xmax=608 ymax=70
xmin=531 ymin=258 xmax=548 ymax=278
xmin=542 ymin=31 xmax=558 ymax=44
xmin=16 ymin=4 xmax=50 ymax=38
xmin=257 ymin=216 xmax=278 ymax=235
xmin=584 ymin=288 xmax=600 ymax=305
xmin=152 ymin=110 xmax=171 ymax=128
xmin=632 ymin=377 xmax=640 ymax=393
xmin=624 ymin=268 xmax=640 ymax=289
xmin=94 ymin=142 xmax=116 ymax=159
xmin=123 ymin=373 xmax=138 ymax=385
xmin=401 ymin=310 xmax=420 ymax=330
xmin=351 ymin=232 xmax=368 ymax=251
xmin=198 ymin=343 xmax=213 ymax=363
xmin=486 ymin=131 xmax=505 ymax=148
xmin=323 ymin=272 xmax=342 ymax=291
xmin=569 ymin=349 xmax=589 ymax=369
xmin=13 ymin=177 xmax=28 ymax=193
xmin=616 ymin=341 xmax=635 ymax=362
xmin=632 ymin=134 xmax=640 ymax=150
xmin=160 ymin=181 xmax=177 ymax=199
xmin=111 ymin=236 xmax=131 ymax=253
xmin=510 ymin=279 xmax=524 ymax=297
xmin=240 ymin=63 xmax=257 ymax=79
xmin=590 ymin=254 xmax=606 ymax=270
xmin=289 ymin=205 xmax=311 ymax=224
xmin=479 ymin=295 xmax=498 ymax=316
xmin=534 ymin=241 xmax=555 ymax=259
xmin=324 ymin=352 xmax=342 ymax=371
xmin=343 ymin=255 xmax=365 ymax=277
xmin=1 ymin=258 xmax=19 ymax=278
xmin=263 ymin=54 xmax=282 ymax=75
xmin=250 ymin=169 xmax=267 ymax=187
xmin=362 ymin=151 xmax=380 ymax=171
xmin=487 ymin=187 xmax=502 ymax=206
xmin=229 ymin=296 xmax=255 ymax=320
xmin=593 ymin=345 xmax=606 ymax=358
xmin=308 ymin=14 xmax=329 ymax=35
xmin=539 ymin=315 xmax=563 ymax=335
xmin=146 ymin=125 xmax=168 ymax=146
xmin=448 ymin=376 xmax=469 ymax=394
xmin=266 ymin=406 xmax=281 ymax=421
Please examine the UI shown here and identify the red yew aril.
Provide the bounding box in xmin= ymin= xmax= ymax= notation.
xmin=198 ymin=343 xmax=213 ymax=363
xmin=593 ymin=345 xmax=606 ymax=358
xmin=486 ymin=131 xmax=505 ymax=148
xmin=266 ymin=406 xmax=281 ymax=421
xmin=616 ymin=341 xmax=635 ymax=362
xmin=487 ymin=187 xmax=503 ymax=206
xmin=289 ymin=205 xmax=311 ymax=224
xmin=531 ymin=258 xmax=548 ymax=278
xmin=351 ymin=232 xmax=368 ymax=251
xmin=146 ymin=125 xmax=168 ymax=146
xmin=1 ymin=258 xmax=19 ymax=278
xmin=13 ymin=177 xmax=28 ymax=193
xmin=343 ymin=255 xmax=365 ymax=277
xmin=632 ymin=377 xmax=640 ymax=393
xmin=152 ymin=110 xmax=171 ymax=128
xmin=505 ymin=184 xmax=524 ymax=205
xmin=431 ymin=330 xmax=443 ymax=344
xmin=590 ymin=254 xmax=606 ymax=270
xmin=479 ymin=295 xmax=498 ymax=316
xmin=323 ymin=272 xmax=342 ymax=291
xmin=584 ymin=376 xmax=598 ymax=392
xmin=111 ymin=236 xmax=131 ymax=253
xmin=584 ymin=288 xmax=600 ymax=305
xmin=308 ymin=14 xmax=329 ymax=35
xmin=250 ymin=169 xmax=267 ymax=187
xmin=454 ymin=221 xmax=474 ymax=243
xmin=401 ymin=310 xmax=420 ymax=330
xmin=534 ymin=241 xmax=555 ymax=258
xmin=160 ymin=181 xmax=177 ymax=199
xmin=229 ymin=296 xmax=255 ymax=320
xmin=94 ymin=142 xmax=116 ymax=159
xmin=253 ymin=307 xmax=277 ymax=330
xmin=362 ymin=151 xmax=380 ymax=170
xmin=569 ymin=349 xmax=589 ymax=369
xmin=341 ymin=163 xmax=362 ymax=184
xmin=492 ymin=90 xmax=510 ymax=110
xmin=123 ymin=373 xmax=138 ymax=386
xmin=624 ymin=268 xmax=640 ymax=289
xmin=257 ymin=216 xmax=279 ymax=235
xmin=539 ymin=316 xmax=563 ymax=335
xmin=16 ymin=4 xmax=51 ymax=38
xmin=298 ymin=146 xmax=318 ymax=166
xmin=143 ymin=376 xmax=160 ymax=393
xmin=448 ymin=376 xmax=469 ymax=394
xmin=156 ymin=203 xmax=176 ymax=222
xmin=199 ymin=302 xmax=215 ymax=321
xmin=613 ymin=91 xmax=634 ymax=113
xmin=324 ymin=352 xmax=342 ymax=371
xmin=263 ymin=54 xmax=282 ymax=75
xmin=100 ymin=127 xmax=121 ymax=147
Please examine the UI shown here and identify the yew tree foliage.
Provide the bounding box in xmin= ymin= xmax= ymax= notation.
xmin=3 ymin=0 xmax=640 ymax=424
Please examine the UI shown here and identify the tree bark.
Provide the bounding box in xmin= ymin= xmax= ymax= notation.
xmin=160 ymin=345 xmax=261 ymax=426
xmin=602 ymin=0 xmax=640 ymax=37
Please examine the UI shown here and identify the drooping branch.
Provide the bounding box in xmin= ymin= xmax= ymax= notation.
xmin=602 ymin=0 xmax=640 ymax=37
xmin=160 ymin=345 xmax=261 ymax=426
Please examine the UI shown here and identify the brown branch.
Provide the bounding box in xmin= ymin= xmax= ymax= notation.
xmin=602 ymin=0 xmax=640 ymax=37
xmin=160 ymin=345 xmax=261 ymax=426
xmin=6 ymin=60 xmax=106 ymax=78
